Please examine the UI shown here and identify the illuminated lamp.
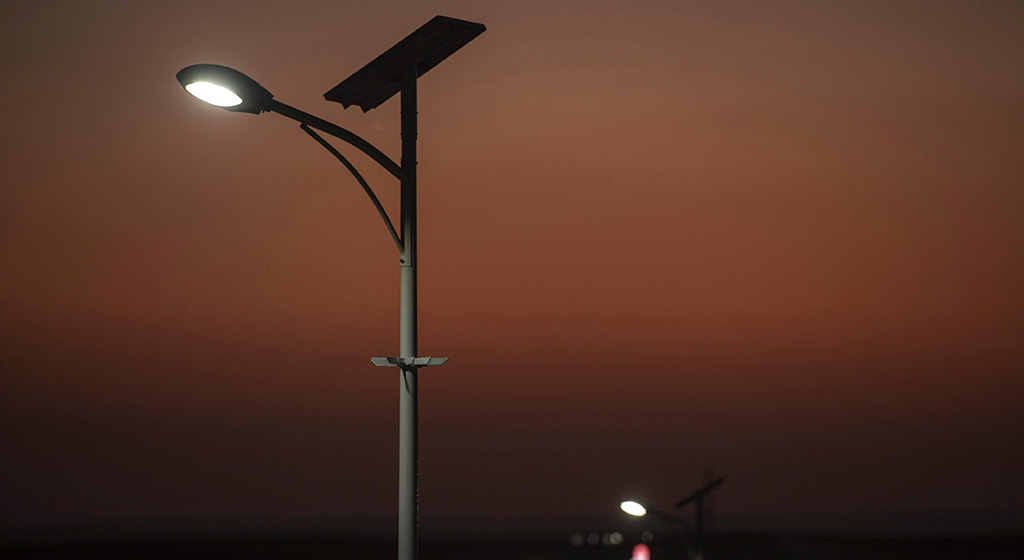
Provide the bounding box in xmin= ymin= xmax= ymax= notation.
xmin=621 ymin=500 xmax=648 ymax=517
xmin=176 ymin=64 xmax=274 ymax=114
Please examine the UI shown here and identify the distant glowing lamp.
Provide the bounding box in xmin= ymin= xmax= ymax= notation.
xmin=620 ymin=500 xmax=648 ymax=517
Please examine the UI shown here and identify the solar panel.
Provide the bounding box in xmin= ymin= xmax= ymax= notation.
xmin=324 ymin=15 xmax=486 ymax=112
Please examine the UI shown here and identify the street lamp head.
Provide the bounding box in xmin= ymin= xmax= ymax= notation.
xmin=621 ymin=500 xmax=648 ymax=517
xmin=176 ymin=64 xmax=273 ymax=114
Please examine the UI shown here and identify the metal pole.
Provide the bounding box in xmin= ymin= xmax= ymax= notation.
xmin=398 ymin=65 xmax=418 ymax=560
xmin=650 ymin=509 xmax=697 ymax=560
xmin=694 ymin=497 xmax=704 ymax=560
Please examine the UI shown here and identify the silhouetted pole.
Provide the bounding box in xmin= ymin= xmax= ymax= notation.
xmin=398 ymin=65 xmax=418 ymax=560
xmin=674 ymin=477 xmax=724 ymax=560
xmin=695 ymin=498 xmax=703 ymax=556
xmin=323 ymin=18 xmax=485 ymax=560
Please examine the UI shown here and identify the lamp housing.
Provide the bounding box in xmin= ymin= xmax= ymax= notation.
xmin=621 ymin=500 xmax=648 ymax=517
xmin=176 ymin=64 xmax=274 ymax=114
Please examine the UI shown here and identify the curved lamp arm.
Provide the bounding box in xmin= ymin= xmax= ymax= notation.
xmin=176 ymin=65 xmax=402 ymax=180
xmin=646 ymin=506 xmax=694 ymax=533
xmin=300 ymin=124 xmax=404 ymax=253
xmin=270 ymin=99 xmax=404 ymax=180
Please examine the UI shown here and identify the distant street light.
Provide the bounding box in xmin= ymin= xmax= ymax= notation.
xmin=621 ymin=500 xmax=648 ymax=517
xmin=175 ymin=15 xmax=486 ymax=560
xmin=620 ymin=479 xmax=724 ymax=560
xmin=621 ymin=499 xmax=698 ymax=560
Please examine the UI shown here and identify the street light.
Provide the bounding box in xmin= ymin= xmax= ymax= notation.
xmin=620 ymin=499 xmax=698 ymax=560
xmin=620 ymin=479 xmax=724 ymax=560
xmin=176 ymin=15 xmax=486 ymax=560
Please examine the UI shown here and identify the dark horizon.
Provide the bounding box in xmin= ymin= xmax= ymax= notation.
xmin=5 ymin=518 xmax=1024 ymax=560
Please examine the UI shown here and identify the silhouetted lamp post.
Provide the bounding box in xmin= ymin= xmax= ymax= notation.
xmin=620 ymin=478 xmax=724 ymax=560
xmin=175 ymin=16 xmax=485 ymax=560
xmin=621 ymin=500 xmax=698 ymax=560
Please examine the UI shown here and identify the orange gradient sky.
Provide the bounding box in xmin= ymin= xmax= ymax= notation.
xmin=1 ymin=0 xmax=1022 ymax=532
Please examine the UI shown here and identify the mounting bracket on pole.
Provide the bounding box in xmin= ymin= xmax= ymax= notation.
xmin=371 ymin=357 xmax=449 ymax=368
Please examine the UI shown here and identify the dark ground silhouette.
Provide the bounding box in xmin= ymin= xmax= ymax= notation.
xmin=4 ymin=532 xmax=1022 ymax=560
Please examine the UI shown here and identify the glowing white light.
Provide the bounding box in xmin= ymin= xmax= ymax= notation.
xmin=620 ymin=500 xmax=647 ymax=517
xmin=184 ymin=81 xmax=243 ymax=107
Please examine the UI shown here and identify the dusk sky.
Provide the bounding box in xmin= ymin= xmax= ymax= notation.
xmin=2 ymin=0 xmax=1022 ymax=535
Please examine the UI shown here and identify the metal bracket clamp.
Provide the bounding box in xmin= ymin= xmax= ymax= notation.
xmin=371 ymin=357 xmax=449 ymax=367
